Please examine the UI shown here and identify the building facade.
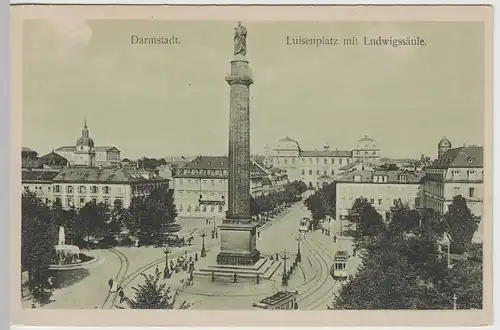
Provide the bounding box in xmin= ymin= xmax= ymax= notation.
xmin=272 ymin=135 xmax=380 ymax=189
xmin=173 ymin=156 xmax=288 ymax=218
xmin=55 ymin=119 xmax=121 ymax=167
xmin=22 ymin=166 xmax=169 ymax=210
xmin=423 ymin=145 xmax=483 ymax=219
xmin=336 ymin=170 xmax=424 ymax=221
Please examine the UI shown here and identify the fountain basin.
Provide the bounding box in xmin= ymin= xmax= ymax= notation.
xmin=49 ymin=253 xmax=99 ymax=270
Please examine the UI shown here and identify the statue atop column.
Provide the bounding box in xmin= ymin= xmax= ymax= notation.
xmin=233 ymin=21 xmax=247 ymax=56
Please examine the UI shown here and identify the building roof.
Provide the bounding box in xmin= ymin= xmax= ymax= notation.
xmin=336 ymin=170 xmax=423 ymax=184
xmin=55 ymin=145 xmax=120 ymax=152
xmin=22 ymin=169 xmax=61 ymax=182
xmin=52 ymin=166 xmax=168 ymax=184
xmin=177 ymin=156 xmax=268 ymax=179
xmin=429 ymin=146 xmax=483 ymax=169
xmin=22 ymin=147 xmax=38 ymax=154
xmin=299 ymin=149 xmax=352 ymax=157
xmin=339 ymin=161 xmax=361 ymax=171
xmin=274 ymin=136 xmax=301 ymax=150
xmin=38 ymin=151 xmax=69 ymax=166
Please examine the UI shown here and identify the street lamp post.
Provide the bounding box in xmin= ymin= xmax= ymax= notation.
xmin=200 ymin=231 xmax=207 ymax=258
xmin=279 ymin=250 xmax=291 ymax=286
xmin=296 ymin=234 xmax=302 ymax=262
xmin=163 ymin=244 xmax=171 ymax=278
xmin=452 ymin=293 xmax=457 ymax=310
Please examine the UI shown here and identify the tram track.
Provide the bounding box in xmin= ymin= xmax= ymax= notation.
xmin=100 ymin=248 xmax=130 ymax=309
xmin=298 ymin=234 xmax=343 ymax=310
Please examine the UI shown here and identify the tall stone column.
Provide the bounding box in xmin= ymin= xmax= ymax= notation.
xmin=225 ymin=57 xmax=253 ymax=222
xmin=216 ymin=22 xmax=260 ymax=266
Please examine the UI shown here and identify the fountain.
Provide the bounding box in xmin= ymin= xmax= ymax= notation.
xmin=49 ymin=226 xmax=98 ymax=270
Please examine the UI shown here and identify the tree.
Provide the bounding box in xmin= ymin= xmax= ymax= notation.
xmin=444 ymin=196 xmax=478 ymax=253
xmin=387 ymin=199 xmax=419 ymax=236
xmin=347 ymin=198 xmax=384 ymax=239
xmin=304 ymin=182 xmax=336 ymax=229
xmin=21 ymin=192 xmax=57 ymax=304
xmin=78 ymin=202 xmax=110 ymax=247
xmin=126 ymin=268 xmax=190 ymax=309
xmin=250 ymin=196 xmax=261 ymax=217
xmin=128 ymin=188 xmax=179 ymax=245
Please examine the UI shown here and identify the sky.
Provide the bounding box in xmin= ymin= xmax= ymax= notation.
xmin=22 ymin=20 xmax=485 ymax=160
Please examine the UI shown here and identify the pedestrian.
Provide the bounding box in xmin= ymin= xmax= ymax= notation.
xmin=108 ymin=278 xmax=114 ymax=291
xmin=155 ymin=265 xmax=159 ymax=274
xmin=118 ymin=289 xmax=125 ymax=303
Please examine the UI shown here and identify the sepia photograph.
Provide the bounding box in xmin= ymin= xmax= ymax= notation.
xmin=11 ymin=4 xmax=493 ymax=327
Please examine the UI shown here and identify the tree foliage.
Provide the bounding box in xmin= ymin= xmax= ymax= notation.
xmin=444 ymin=195 xmax=478 ymax=252
xmin=332 ymin=201 xmax=483 ymax=310
xmin=250 ymin=181 xmax=307 ymax=218
xmin=128 ymin=187 xmax=179 ymax=245
xmin=21 ymin=192 xmax=57 ymax=304
xmin=347 ymin=198 xmax=384 ymax=238
xmin=126 ymin=268 xmax=190 ymax=309
xmin=304 ymin=182 xmax=336 ymax=229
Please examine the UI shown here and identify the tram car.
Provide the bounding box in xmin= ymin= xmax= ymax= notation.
xmin=299 ymin=218 xmax=310 ymax=232
xmin=331 ymin=250 xmax=349 ymax=280
xmin=252 ymin=290 xmax=299 ymax=310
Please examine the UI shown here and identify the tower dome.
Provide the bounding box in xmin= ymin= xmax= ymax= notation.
xmin=275 ymin=136 xmax=300 ymax=150
xmin=76 ymin=117 xmax=95 ymax=148
xmin=438 ymin=136 xmax=452 ymax=158
xmin=438 ymin=137 xmax=452 ymax=148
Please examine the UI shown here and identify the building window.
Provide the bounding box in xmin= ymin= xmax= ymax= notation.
xmin=187 ymin=205 xmax=192 ymax=212
xmin=202 ymin=180 xmax=207 ymax=184
xmin=211 ymin=180 xmax=215 ymax=185
xmin=339 ymin=159 xmax=343 ymax=165
xmin=202 ymin=205 xmax=207 ymax=212
xmin=179 ymin=179 xmax=184 ymax=184
xmin=309 ymin=169 xmax=312 ymax=175
xmin=316 ymin=170 xmax=320 ymax=175
xmin=316 ymin=158 xmax=319 ymax=164
xmin=210 ymin=205 xmax=215 ymax=212
xmin=301 ymin=169 xmax=305 ymax=175
xmin=331 ymin=169 xmax=335 ymax=175
xmin=453 ymin=187 xmax=460 ymax=197
xmin=469 ymin=187 xmax=475 ymax=197
xmin=370 ymin=198 xmax=374 ymax=205
xmin=179 ymin=204 xmax=183 ymax=211
xmin=331 ymin=158 xmax=335 ymax=164
xmin=324 ymin=158 xmax=328 ymax=164
xmin=393 ymin=199 xmax=398 ymax=205
xmin=218 ymin=205 xmax=223 ymax=213
xmin=79 ymin=186 xmax=86 ymax=193
xmin=104 ymin=199 xmax=110 ymax=205
xmin=103 ymin=186 xmax=111 ymax=194
xmin=67 ymin=198 xmax=73 ymax=207
xmin=219 ymin=179 xmax=223 ymax=184
xmin=309 ymin=158 xmax=312 ymax=164
xmin=91 ymin=186 xmax=98 ymax=193
xmin=187 ymin=179 xmax=192 ymax=184
xmin=378 ymin=199 xmax=382 ymax=205
xmin=373 ymin=151 xmax=376 ymax=155
xmin=284 ymin=158 xmax=288 ymax=164
xmin=67 ymin=185 xmax=74 ymax=193
xmin=55 ymin=197 xmax=61 ymax=205
xmin=347 ymin=159 xmax=350 ymax=164
xmin=79 ymin=198 xmax=85 ymax=206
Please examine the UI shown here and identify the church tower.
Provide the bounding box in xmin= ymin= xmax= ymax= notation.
xmin=74 ymin=117 xmax=96 ymax=167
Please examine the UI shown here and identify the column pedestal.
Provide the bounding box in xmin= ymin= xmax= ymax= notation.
xmin=216 ymin=222 xmax=260 ymax=266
